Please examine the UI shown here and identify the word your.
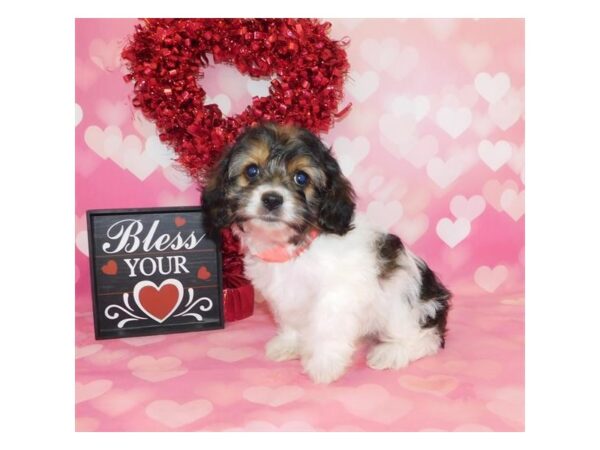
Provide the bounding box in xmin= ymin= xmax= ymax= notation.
xmin=124 ymin=255 xmax=190 ymax=278
xmin=102 ymin=219 xmax=205 ymax=254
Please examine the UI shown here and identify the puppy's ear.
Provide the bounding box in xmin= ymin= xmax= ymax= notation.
xmin=318 ymin=147 xmax=356 ymax=236
xmin=201 ymin=149 xmax=234 ymax=233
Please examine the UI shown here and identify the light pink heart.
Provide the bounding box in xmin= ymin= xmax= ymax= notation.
xmin=333 ymin=384 xmax=412 ymax=424
xmin=489 ymin=91 xmax=523 ymax=130
xmin=242 ymin=385 xmax=304 ymax=407
xmin=482 ymin=179 xmax=519 ymax=211
xmin=436 ymin=217 xmax=471 ymax=248
xmin=478 ymin=139 xmax=513 ymax=171
xmin=76 ymin=379 xmax=113 ymax=404
xmin=475 ymin=72 xmax=511 ymax=104
xmin=206 ymin=346 xmax=257 ymax=362
xmin=75 ymin=344 xmax=103 ymax=359
xmin=398 ymin=374 xmax=459 ymax=396
xmin=334 ymin=136 xmax=370 ymax=176
xmin=145 ymin=399 xmax=213 ymax=428
xmin=426 ymin=155 xmax=466 ymax=189
xmin=450 ymin=195 xmax=486 ymax=221
xmin=474 ymin=265 xmax=509 ymax=293
xmin=436 ymin=106 xmax=472 ymax=138
xmin=90 ymin=388 xmax=151 ymax=417
xmin=127 ymin=355 xmax=187 ymax=382
xmin=346 ymin=70 xmax=379 ymax=102
xmin=89 ymin=38 xmax=122 ymax=71
xmin=500 ymin=189 xmax=525 ymax=221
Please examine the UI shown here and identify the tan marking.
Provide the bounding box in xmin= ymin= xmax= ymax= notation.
xmin=247 ymin=139 xmax=271 ymax=166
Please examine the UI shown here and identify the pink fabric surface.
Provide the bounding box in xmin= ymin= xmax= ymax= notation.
xmin=75 ymin=18 xmax=524 ymax=431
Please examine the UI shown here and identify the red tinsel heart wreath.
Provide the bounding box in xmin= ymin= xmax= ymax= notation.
xmin=121 ymin=18 xmax=351 ymax=180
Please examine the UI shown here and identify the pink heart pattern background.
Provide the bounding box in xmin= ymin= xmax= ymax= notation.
xmin=75 ymin=18 xmax=524 ymax=431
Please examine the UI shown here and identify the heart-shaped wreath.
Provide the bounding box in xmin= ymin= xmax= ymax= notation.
xmin=121 ymin=18 xmax=351 ymax=179
xmin=121 ymin=18 xmax=351 ymax=320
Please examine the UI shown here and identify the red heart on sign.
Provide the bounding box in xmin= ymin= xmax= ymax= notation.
xmin=133 ymin=279 xmax=183 ymax=323
xmin=101 ymin=260 xmax=118 ymax=275
xmin=174 ymin=216 xmax=186 ymax=227
xmin=197 ymin=266 xmax=211 ymax=280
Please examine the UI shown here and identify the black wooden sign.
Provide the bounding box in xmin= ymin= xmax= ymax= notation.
xmin=87 ymin=207 xmax=223 ymax=339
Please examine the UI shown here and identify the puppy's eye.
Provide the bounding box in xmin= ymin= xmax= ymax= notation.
xmin=245 ymin=164 xmax=260 ymax=179
xmin=293 ymin=171 xmax=310 ymax=186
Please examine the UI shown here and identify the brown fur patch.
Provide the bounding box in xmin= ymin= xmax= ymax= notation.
xmin=268 ymin=123 xmax=299 ymax=143
xmin=376 ymin=233 xmax=405 ymax=279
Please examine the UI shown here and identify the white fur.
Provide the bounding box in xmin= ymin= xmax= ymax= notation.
xmin=237 ymin=215 xmax=443 ymax=384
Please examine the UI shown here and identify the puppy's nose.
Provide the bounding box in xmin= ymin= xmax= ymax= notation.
xmin=261 ymin=191 xmax=284 ymax=211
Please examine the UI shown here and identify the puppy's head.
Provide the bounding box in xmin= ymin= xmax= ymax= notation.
xmin=201 ymin=123 xmax=355 ymax=240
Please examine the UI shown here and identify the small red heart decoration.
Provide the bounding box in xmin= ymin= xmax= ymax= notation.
xmin=174 ymin=216 xmax=186 ymax=227
xmin=197 ymin=266 xmax=211 ymax=280
xmin=101 ymin=260 xmax=118 ymax=275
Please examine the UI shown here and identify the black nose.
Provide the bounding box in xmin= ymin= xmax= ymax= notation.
xmin=261 ymin=191 xmax=284 ymax=211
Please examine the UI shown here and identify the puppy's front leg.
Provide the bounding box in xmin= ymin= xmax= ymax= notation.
xmin=301 ymin=290 xmax=363 ymax=384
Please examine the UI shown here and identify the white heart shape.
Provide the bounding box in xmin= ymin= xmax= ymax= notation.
xmin=450 ymin=195 xmax=486 ymax=221
xmin=133 ymin=279 xmax=184 ymax=323
xmin=488 ymin=91 xmax=523 ymax=130
xmin=474 ymin=265 xmax=508 ymax=292
xmin=426 ymin=155 xmax=466 ymax=189
xmin=500 ymin=189 xmax=525 ymax=221
xmin=390 ymin=95 xmax=430 ymax=122
xmin=436 ymin=217 xmax=471 ymax=248
xmin=334 ymin=136 xmax=370 ymax=176
xmin=145 ymin=399 xmax=213 ymax=428
xmin=478 ymin=140 xmax=513 ymax=171
xmin=346 ymin=70 xmax=379 ymax=102
xmin=436 ymin=106 xmax=472 ymax=138
xmin=475 ymin=72 xmax=511 ymax=104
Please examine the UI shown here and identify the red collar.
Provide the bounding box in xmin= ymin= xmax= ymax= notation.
xmin=249 ymin=229 xmax=320 ymax=263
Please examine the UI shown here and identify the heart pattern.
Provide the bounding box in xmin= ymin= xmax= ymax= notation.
xmin=76 ymin=19 xmax=524 ymax=432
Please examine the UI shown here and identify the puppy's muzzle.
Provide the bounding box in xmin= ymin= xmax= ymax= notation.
xmin=261 ymin=191 xmax=284 ymax=211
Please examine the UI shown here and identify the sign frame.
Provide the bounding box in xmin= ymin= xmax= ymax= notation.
xmin=87 ymin=206 xmax=224 ymax=340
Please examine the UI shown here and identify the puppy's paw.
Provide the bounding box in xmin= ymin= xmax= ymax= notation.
xmin=265 ymin=334 xmax=300 ymax=362
xmin=366 ymin=342 xmax=410 ymax=370
xmin=302 ymin=353 xmax=348 ymax=384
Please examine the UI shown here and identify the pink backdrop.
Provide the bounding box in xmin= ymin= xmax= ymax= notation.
xmin=75 ymin=18 xmax=524 ymax=431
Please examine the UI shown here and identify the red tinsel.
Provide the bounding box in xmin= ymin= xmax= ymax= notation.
xmin=121 ymin=19 xmax=351 ymax=299
xmin=121 ymin=18 xmax=351 ymax=179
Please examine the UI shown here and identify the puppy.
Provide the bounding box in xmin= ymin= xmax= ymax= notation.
xmin=202 ymin=123 xmax=451 ymax=383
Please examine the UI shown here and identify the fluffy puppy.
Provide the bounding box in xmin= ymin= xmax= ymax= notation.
xmin=202 ymin=123 xmax=451 ymax=384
